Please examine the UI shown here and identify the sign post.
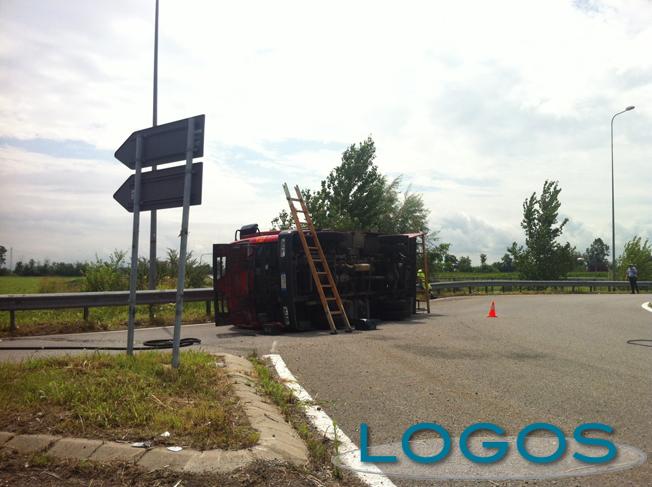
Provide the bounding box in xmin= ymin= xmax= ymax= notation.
xmin=126 ymin=135 xmax=143 ymax=355
xmin=171 ymin=117 xmax=195 ymax=369
xmin=115 ymin=114 xmax=205 ymax=365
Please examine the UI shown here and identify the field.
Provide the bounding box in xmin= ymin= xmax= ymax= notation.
xmin=0 ymin=276 xmax=212 ymax=336
xmin=0 ymin=275 xmax=79 ymax=294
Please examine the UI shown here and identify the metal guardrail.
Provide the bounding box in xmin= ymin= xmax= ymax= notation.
xmin=432 ymin=276 xmax=610 ymax=281
xmin=0 ymin=288 xmax=214 ymax=332
xmin=430 ymin=279 xmax=651 ymax=292
xmin=1 ymin=280 xmax=649 ymax=333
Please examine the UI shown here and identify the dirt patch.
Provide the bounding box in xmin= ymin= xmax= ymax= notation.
xmin=0 ymin=450 xmax=360 ymax=486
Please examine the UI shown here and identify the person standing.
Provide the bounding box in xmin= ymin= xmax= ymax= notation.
xmin=626 ymin=264 xmax=639 ymax=294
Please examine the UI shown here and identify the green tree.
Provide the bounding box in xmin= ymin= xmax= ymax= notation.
xmin=509 ymin=180 xmax=575 ymax=279
xmin=382 ymin=183 xmax=430 ymax=234
xmin=428 ymin=242 xmax=451 ymax=272
xmin=617 ymin=236 xmax=652 ymax=280
xmin=272 ymin=137 xmax=429 ymax=233
xmin=444 ymin=253 xmax=458 ymax=272
xmin=583 ymin=238 xmax=610 ymax=272
xmin=458 ymin=256 xmax=472 ymax=272
xmin=157 ymin=248 xmax=211 ymax=288
xmin=479 ymin=253 xmax=492 ymax=272
xmin=0 ymin=245 xmax=6 ymax=268
xmin=499 ymin=252 xmax=515 ymax=272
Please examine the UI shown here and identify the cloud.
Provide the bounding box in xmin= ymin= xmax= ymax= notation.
xmin=433 ymin=213 xmax=520 ymax=264
xmin=0 ymin=137 xmax=111 ymax=160
xmin=0 ymin=0 xmax=651 ymax=265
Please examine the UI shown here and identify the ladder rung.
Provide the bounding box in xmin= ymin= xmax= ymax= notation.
xmin=325 ymin=297 xmax=337 ymax=301
xmin=288 ymin=197 xmax=302 ymax=202
xmin=330 ymin=311 xmax=343 ymax=315
xmin=322 ymin=284 xmax=332 ymax=288
xmin=316 ymin=271 xmax=328 ymax=275
xmin=307 ymin=246 xmax=319 ymax=250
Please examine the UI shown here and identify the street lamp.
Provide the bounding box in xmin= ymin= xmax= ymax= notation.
xmin=610 ymin=105 xmax=635 ymax=280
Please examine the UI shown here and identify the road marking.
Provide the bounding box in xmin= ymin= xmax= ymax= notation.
xmin=263 ymin=353 xmax=396 ymax=487
xmin=270 ymin=340 xmax=278 ymax=353
xmin=642 ymin=302 xmax=652 ymax=314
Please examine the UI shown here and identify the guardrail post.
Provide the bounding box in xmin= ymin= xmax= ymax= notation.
xmin=205 ymin=300 xmax=211 ymax=316
xmin=9 ymin=311 xmax=16 ymax=332
xmin=83 ymin=307 xmax=89 ymax=322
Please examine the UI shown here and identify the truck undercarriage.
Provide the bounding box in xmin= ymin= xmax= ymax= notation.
xmin=213 ymin=224 xmax=418 ymax=332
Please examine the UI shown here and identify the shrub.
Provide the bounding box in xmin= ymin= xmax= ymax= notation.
xmin=82 ymin=250 xmax=129 ymax=292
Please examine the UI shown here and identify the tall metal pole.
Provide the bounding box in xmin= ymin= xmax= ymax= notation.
xmin=610 ymin=115 xmax=615 ymax=281
xmin=171 ymin=118 xmax=195 ymax=368
xmin=610 ymin=106 xmax=635 ymax=281
xmin=127 ymin=135 xmax=143 ymax=356
xmin=149 ymin=0 xmax=159 ymax=301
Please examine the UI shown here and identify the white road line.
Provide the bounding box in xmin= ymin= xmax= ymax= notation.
xmin=642 ymin=302 xmax=652 ymax=314
xmin=263 ymin=353 xmax=397 ymax=487
xmin=270 ymin=340 xmax=278 ymax=353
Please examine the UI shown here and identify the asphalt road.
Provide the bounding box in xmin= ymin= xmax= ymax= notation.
xmin=1 ymin=294 xmax=650 ymax=486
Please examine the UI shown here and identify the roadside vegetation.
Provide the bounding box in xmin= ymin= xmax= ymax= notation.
xmin=0 ymin=276 xmax=212 ymax=336
xmin=249 ymin=355 xmax=358 ymax=483
xmin=0 ymin=353 xmax=360 ymax=486
xmin=0 ymin=351 xmax=258 ymax=450
xmin=428 ymin=180 xmax=650 ymax=281
xmin=0 ymin=248 xmax=214 ymax=336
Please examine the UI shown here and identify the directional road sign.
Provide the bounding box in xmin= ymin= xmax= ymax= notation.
xmin=114 ymin=114 xmax=205 ymax=169
xmin=113 ymin=162 xmax=203 ymax=212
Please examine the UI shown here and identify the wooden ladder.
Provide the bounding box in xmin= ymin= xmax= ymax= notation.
xmin=283 ymin=183 xmax=353 ymax=334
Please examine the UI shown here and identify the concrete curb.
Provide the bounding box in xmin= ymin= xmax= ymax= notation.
xmin=0 ymin=353 xmax=308 ymax=473
xmin=264 ymin=353 xmax=397 ymax=487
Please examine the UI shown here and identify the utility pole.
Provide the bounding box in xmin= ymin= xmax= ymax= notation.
xmin=149 ymin=0 xmax=159 ymax=317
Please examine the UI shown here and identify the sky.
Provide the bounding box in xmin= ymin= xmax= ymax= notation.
xmin=0 ymin=0 xmax=650 ymax=267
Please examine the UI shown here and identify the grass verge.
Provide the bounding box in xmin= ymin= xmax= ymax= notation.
xmin=0 ymin=302 xmax=212 ymax=337
xmin=0 ymin=351 xmax=258 ymax=450
xmin=249 ymin=355 xmax=363 ymax=486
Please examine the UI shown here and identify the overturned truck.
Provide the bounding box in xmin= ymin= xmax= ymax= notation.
xmin=213 ymin=224 xmax=419 ymax=332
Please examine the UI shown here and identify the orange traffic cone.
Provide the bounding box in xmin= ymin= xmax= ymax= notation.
xmin=487 ymin=301 xmax=497 ymax=318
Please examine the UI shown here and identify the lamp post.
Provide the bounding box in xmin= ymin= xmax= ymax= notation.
xmin=610 ymin=105 xmax=635 ymax=280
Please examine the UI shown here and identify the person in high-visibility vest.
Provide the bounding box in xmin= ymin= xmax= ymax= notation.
xmin=417 ymin=268 xmax=430 ymax=294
